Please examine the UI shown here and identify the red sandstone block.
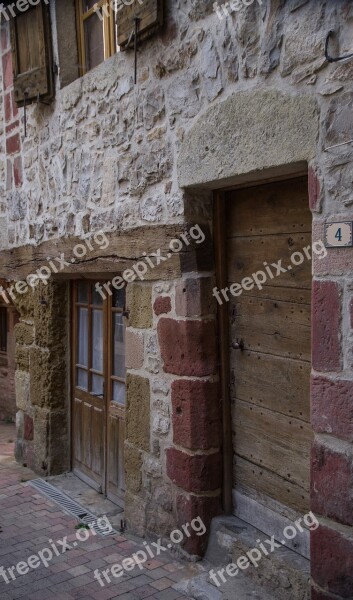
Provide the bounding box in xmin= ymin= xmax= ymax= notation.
xmin=13 ymin=156 xmax=22 ymax=188
xmin=6 ymin=133 xmax=20 ymax=155
xmin=158 ymin=318 xmax=217 ymax=377
xmin=308 ymin=166 xmax=321 ymax=212
xmin=176 ymin=493 xmax=221 ymax=555
xmin=6 ymin=119 xmax=19 ymax=135
xmin=171 ymin=379 xmax=221 ymax=450
xmin=4 ymin=92 xmax=11 ymax=122
xmin=175 ymin=277 xmax=214 ymax=318
xmin=24 ymin=415 xmax=34 ymax=441
xmin=311 ymin=440 xmax=353 ymax=526
xmin=153 ymin=296 xmax=171 ymax=316
xmin=311 ymin=376 xmax=353 ymax=442
xmin=2 ymin=50 xmax=13 ymax=90
xmin=12 ymin=91 xmax=18 ymax=118
xmin=166 ymin=448 xmax=221 ymax=493
xmin=311 ymin=523 xmax=353 ymax=598
xmin=312 ymin=280 xmax=342 ymax=372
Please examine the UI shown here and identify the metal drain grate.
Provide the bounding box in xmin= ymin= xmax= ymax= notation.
xmin=29 ymin=479 xmax=118 ymax=536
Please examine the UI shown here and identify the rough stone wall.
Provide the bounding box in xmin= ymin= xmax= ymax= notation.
xmin=0 ymin=0 xmax=348 ymax=248
xmin=0 ymin=306 xmax=18 ymax=421
xmin=0 ymin=0 xmax=353 ymax=585
xmin=125 ymin=257 xmax=223 ymax=555
xmin=13 ymin=281 xmax=70 ymax=476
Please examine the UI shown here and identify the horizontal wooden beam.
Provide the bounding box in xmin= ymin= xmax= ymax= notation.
xmin=0 ymin=224 xmax=213 ymax=281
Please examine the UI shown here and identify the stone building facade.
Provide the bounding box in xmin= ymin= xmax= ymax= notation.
xmin=1 ymin=0 xmax=353 ymax=598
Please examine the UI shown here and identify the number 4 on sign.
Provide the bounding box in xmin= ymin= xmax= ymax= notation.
xmin=325 ymin=222 xmax=353 ymax=248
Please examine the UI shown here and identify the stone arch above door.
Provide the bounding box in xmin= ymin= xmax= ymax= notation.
xmin=178 ymin=89 xmax=319 ymax=189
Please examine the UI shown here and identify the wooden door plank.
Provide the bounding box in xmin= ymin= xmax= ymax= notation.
xmin=228 ymin=285 xmax=311 ymax=305
xmin=91 ymin=406 xmax=104 ymax=478
xmin=230 ymin=295 xmax=311 ymax=361
xmin=108 ymin=414 xmax=118 ymax=489
xmin=227 ymin=233 xmax=312 ymax=289
xmin=82 ymin=402 xmax=92 ymax=472
xmin=233 ymin=463 xmax=310 ymax=521
xmin=73 ymin=398 xmax=82 ymax=465
xmin=234 ymin=400 xmax=313 ymax=490
xmin=107 ymin=403 xmax=126 ymax=496
xmin=231 ymin=351 xmax=310 ymax=422
xmin=118 ymin=418 xmax=126 ymax=492
xmin=226 ymin=177 xmax=310 ymax=237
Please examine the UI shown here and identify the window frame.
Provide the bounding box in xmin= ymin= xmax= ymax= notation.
xmin=73 ymin=280 xmax=127 ymax=409
xmin=75 ymin=0 xmax=116 ymax=76
xmin=109 ymin=290 xmax=126 ymax=409
xmin=9 ymin=1 xmax=54 ymax=107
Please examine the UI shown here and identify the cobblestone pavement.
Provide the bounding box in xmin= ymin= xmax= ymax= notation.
xmin=0 ymin=423 xmax=199 ymax=600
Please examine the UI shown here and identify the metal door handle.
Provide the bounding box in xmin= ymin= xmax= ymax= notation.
xmin=232 ymin=339 xmax=244 ymax=351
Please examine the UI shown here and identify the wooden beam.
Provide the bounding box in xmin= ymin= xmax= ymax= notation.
xmin=0 ymin=224 xmax=212 ymax=281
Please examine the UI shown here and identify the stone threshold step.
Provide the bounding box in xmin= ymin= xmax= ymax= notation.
xmin=202 ymin=515 xmax=310 ymax=600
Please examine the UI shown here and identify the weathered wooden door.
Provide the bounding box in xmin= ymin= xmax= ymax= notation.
xmin=226 ymin=177 xmax=313 ymax=521
xmin=72 ymin=281 xmax=126 ymax=501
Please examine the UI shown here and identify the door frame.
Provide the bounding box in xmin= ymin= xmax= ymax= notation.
xmin=213 ymin=171 xmax=313 ymax=551
xmin=70 ymin=279 xmax=126 ymax=503
xmin=214 ymin=190 xmax=233 ymax=516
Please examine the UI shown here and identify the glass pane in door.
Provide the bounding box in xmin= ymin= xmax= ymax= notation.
xmin=113 ymin=313 xmax=125 ymax=378
xmin=113 ymin=381 xmax=126 ymax=406
xmin=92 ymin=374 xmax=104 ymax=396
xmin=92 ymin=309 xmax=103 ymax=373
xmin=77 ymin=307 xmax=89 ymax=366
xmin=77 ymin=368 xmax=88 ymax=390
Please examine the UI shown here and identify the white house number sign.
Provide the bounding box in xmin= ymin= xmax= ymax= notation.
xmin=325 ymin=222 xmax=353 ymax=248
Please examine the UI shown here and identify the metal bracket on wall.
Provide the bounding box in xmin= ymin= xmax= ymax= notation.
xmin=121 ymin=16 xmax=141 ymax=84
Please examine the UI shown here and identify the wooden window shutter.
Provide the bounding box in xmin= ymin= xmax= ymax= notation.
xmin=9 ymin=3 xmax=54 ymax=107
xmin=117 ymin=0 xmax=163 ymax=49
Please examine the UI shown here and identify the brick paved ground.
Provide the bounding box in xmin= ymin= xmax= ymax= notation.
xmin=0 ymin=424 xmax=199 ymax=600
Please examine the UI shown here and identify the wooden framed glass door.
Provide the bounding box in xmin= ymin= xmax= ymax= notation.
xmin=72 ymin=281 xmax=126 ymax=502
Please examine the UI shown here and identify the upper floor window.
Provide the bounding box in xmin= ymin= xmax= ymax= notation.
xmin=76 ymin=1 xmax=117 ymax=75
xmin=0 ymin=308 xmax=8 ymax=353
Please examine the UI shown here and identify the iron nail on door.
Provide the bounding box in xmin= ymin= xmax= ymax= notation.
xmin=232 ymin=339 xmax=244 ymax=351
